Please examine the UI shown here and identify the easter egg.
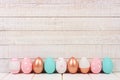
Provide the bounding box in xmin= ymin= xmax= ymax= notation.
xmin=44 ymin=57 xmax=56 ymax=74
xmin=9 ymin=58 xmax=20 ymax=74
xmin=56 ymin=58 xmax=67 ymax=73
xmin=91 ymin=58 xmax=102 ymax=74
xmin=79 ymin=57 xmax=90 ymax=73
xmin=102 ymin=57 xmax=113 ymax=74
xmin=33 ymin=57 xmax=43 ymax=73
xmin=67 ymin=57 xmax=79 ymax=74
xmin=21 ymin=58 xmax=32 ymax=74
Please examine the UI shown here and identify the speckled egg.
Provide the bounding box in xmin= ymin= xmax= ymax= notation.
xmin=9 ymin=58 xmax=20 ymax=74
xmin=21 ymin=58 xmax=32 ymax=74
xmin=91 ymin=58 xmax=102 ymax=74
xmin=56 ymin=58 xmax=67 ymax=73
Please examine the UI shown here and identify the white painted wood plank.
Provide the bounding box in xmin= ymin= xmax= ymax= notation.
xmin=0 ymin=0 xmax=74 ymax=4
xmin=3 ymin=73 xmax=34 ymax=80
xmin=63 ymin=74 xmax=92 ymax=80
xmin=102 ymin=45 xmax=120 ymax=58
xmin=0 ymin=18 xmax=120 ymax=31
xmin=114 ymin=73 xmax=120 ymax=78
xmin=0 ymin=46 xmax=8 ymax=58
xmin=112 ymin=60 xmax=120 ymax=72
xmin=0 ymin=73 xmax=8 ymax=79
xmin=0 ymin=59 xmax=9 ymax=72
xmin=32 ymin=74 xmax=62 ymax=80
xmin=0 ymin=0 xmax=119 ymax=5
xmin=0 ymin=0 xmax=120 ymax=16
xmin=89 ymin=73 xmax=119 ymax=80
xmin=6 ymin=45 xmax=102 ymax=58
xmin=0 ymin=45 xmax=120 ymax=58
xmin=0 ymin=31 xmax=120 ymax=45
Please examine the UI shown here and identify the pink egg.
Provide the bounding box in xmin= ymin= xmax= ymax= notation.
xmin=21 ymin=58 xmax=32 ymax=74
xmin=9 ymin=58 xmax=20 ymax=74
xmin=91 ymin=58 xmax=102 ymax=74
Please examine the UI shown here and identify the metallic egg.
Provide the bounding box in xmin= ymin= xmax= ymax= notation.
xmin=33 ymin=57 xmax=43 ymax=73
xmin=67 ymin=57 xmax=79 ymax=73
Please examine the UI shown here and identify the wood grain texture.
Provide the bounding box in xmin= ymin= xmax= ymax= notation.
xmin=63 ymin=74 xmax=92 ymax=80
xmin=0 ymin=73 xmax=120 ymax=80
xmin=0 ymin=18 xmax=120 ymax=31
xmin=7 ymin=45 xmax=102 ymax=58
xmin=0 ymin=31 xmax=120 ymax=45
xmin=2 ymin=74 xmax=34 ymax=80
xmin=0 ymin=45 xmax=120 ymax=58
xmin=0 ymin=59 xmax=9 ymax=72
xmin=0 ymin=0 xmax=120 ymax=16
xmin=89 ymin=74 xmax=119 ymax=80
xmin=33 ymin=74 xmax=62 ymax=80
xmin=0 ymin=0 xmax=120 ymax=72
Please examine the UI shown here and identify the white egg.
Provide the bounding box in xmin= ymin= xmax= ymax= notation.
xmin=56 ymin=58 xmax=67 ymax=73
xmin=9 ymin=58 xmax=20 ymax=74
xmin=79 ymin=57 xmax=90 ymax=73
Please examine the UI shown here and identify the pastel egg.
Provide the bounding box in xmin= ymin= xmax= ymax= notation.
xmin=44 ymin=57 xmax=56 ymax=74
xmin=21 ymin=58 xmax=32 ymax=74
xmin=9 ymin=58 xmax=20 ymax=74
xmin=79 ymin=57 xmax=90 ymax=73
xmin=33 ymin=57 xmax=43 ymax=74
xmin=67 ymin=57 xmax=79 ymax=74
xmin=102 ymin=57 xmax=113 ymax=74
xmin=56 ymin=58 xmax=67 ymax=73
xmin=91 ymin=58 xmax=102 ymax=74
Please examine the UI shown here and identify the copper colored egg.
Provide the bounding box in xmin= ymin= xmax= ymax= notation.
xmin=67 ymin=57 xmax=79 ymax=73
xmin=33 ymin=57 xmax=43 ymax=73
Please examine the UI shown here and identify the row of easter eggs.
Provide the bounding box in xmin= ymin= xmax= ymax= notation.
xmin=9 ymin=57 xmax=113 ymax=74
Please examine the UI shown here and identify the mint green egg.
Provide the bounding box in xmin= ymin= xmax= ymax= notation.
xmin=102 ymin=57 xmax=113 ymax=74
xmin=44 ymin=58 xmax=56 ymax=74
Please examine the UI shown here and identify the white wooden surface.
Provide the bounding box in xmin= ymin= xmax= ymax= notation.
xmin=90 ymin=73 xmax=120 ymax=80
xmin=0 ymin=18 xmax=120 ymax=31
xmin=0 ymin=0 xmax=120 ymax=72
xmin=0 ymin=73 xmax=120 ymax=80
xmin=63 ymin=74 xmax=92 ymax=80
xmin=2 ymin=74 xmax=34 ymax=80
xmin=33 ymin=74 xmax=61 ymax=80
xmin=0 ymin=0 xmax=120 ymax=16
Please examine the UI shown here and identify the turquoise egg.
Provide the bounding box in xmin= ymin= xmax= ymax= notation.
xmin=44 ymin=57 xmax=56 ymax=74
xmin=102 ymin=57 xmax=113 ymax=74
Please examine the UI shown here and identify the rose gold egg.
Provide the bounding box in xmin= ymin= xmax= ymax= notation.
xmin=33 ymin=57 xmax=43 ymax=73
xmin=67 ymin=57 xmax=79 ymax=73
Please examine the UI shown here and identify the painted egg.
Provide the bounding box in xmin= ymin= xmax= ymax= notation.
xmin=9 ymin=58 xmax=20 ymax=74
xmin=79 ymin=57 xmax=90 ymax=73
xmin=33 ymin=57 xmax=43 ymax=73
xmin=102 ymin=57 xmax=113 ymax=74
xmin=91 ymin=58 xmax=102 ymax=74
xmin=56 ymin=58 xmax=67 ymax=73
xmin=21 ymin=58 xmax=32 ymax=74
xmin=67 ymin=57 xmax=79 ymax=74
xmin=44 ymin=57 xmax=56 ymax=74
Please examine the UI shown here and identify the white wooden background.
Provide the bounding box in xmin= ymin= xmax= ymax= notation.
xmin=0 ymin=0 xmax=120 ymax=72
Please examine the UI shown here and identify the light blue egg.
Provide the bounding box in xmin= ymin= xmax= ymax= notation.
xmin=102 ymin=57 xmax=113 ymax=74
xmin=44 ymin=57 xmax=56 ymax=74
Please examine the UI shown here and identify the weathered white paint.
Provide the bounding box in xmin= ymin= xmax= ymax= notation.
xmin=0 ymin=0 xmax=120 ymax=72
xmin=0 ymin=31 xmax=120 ymax=45
xmin=0 ymin=18 xmax=120 ymax=31
xmin=0 ymin=73 xmax=120 ymax=80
